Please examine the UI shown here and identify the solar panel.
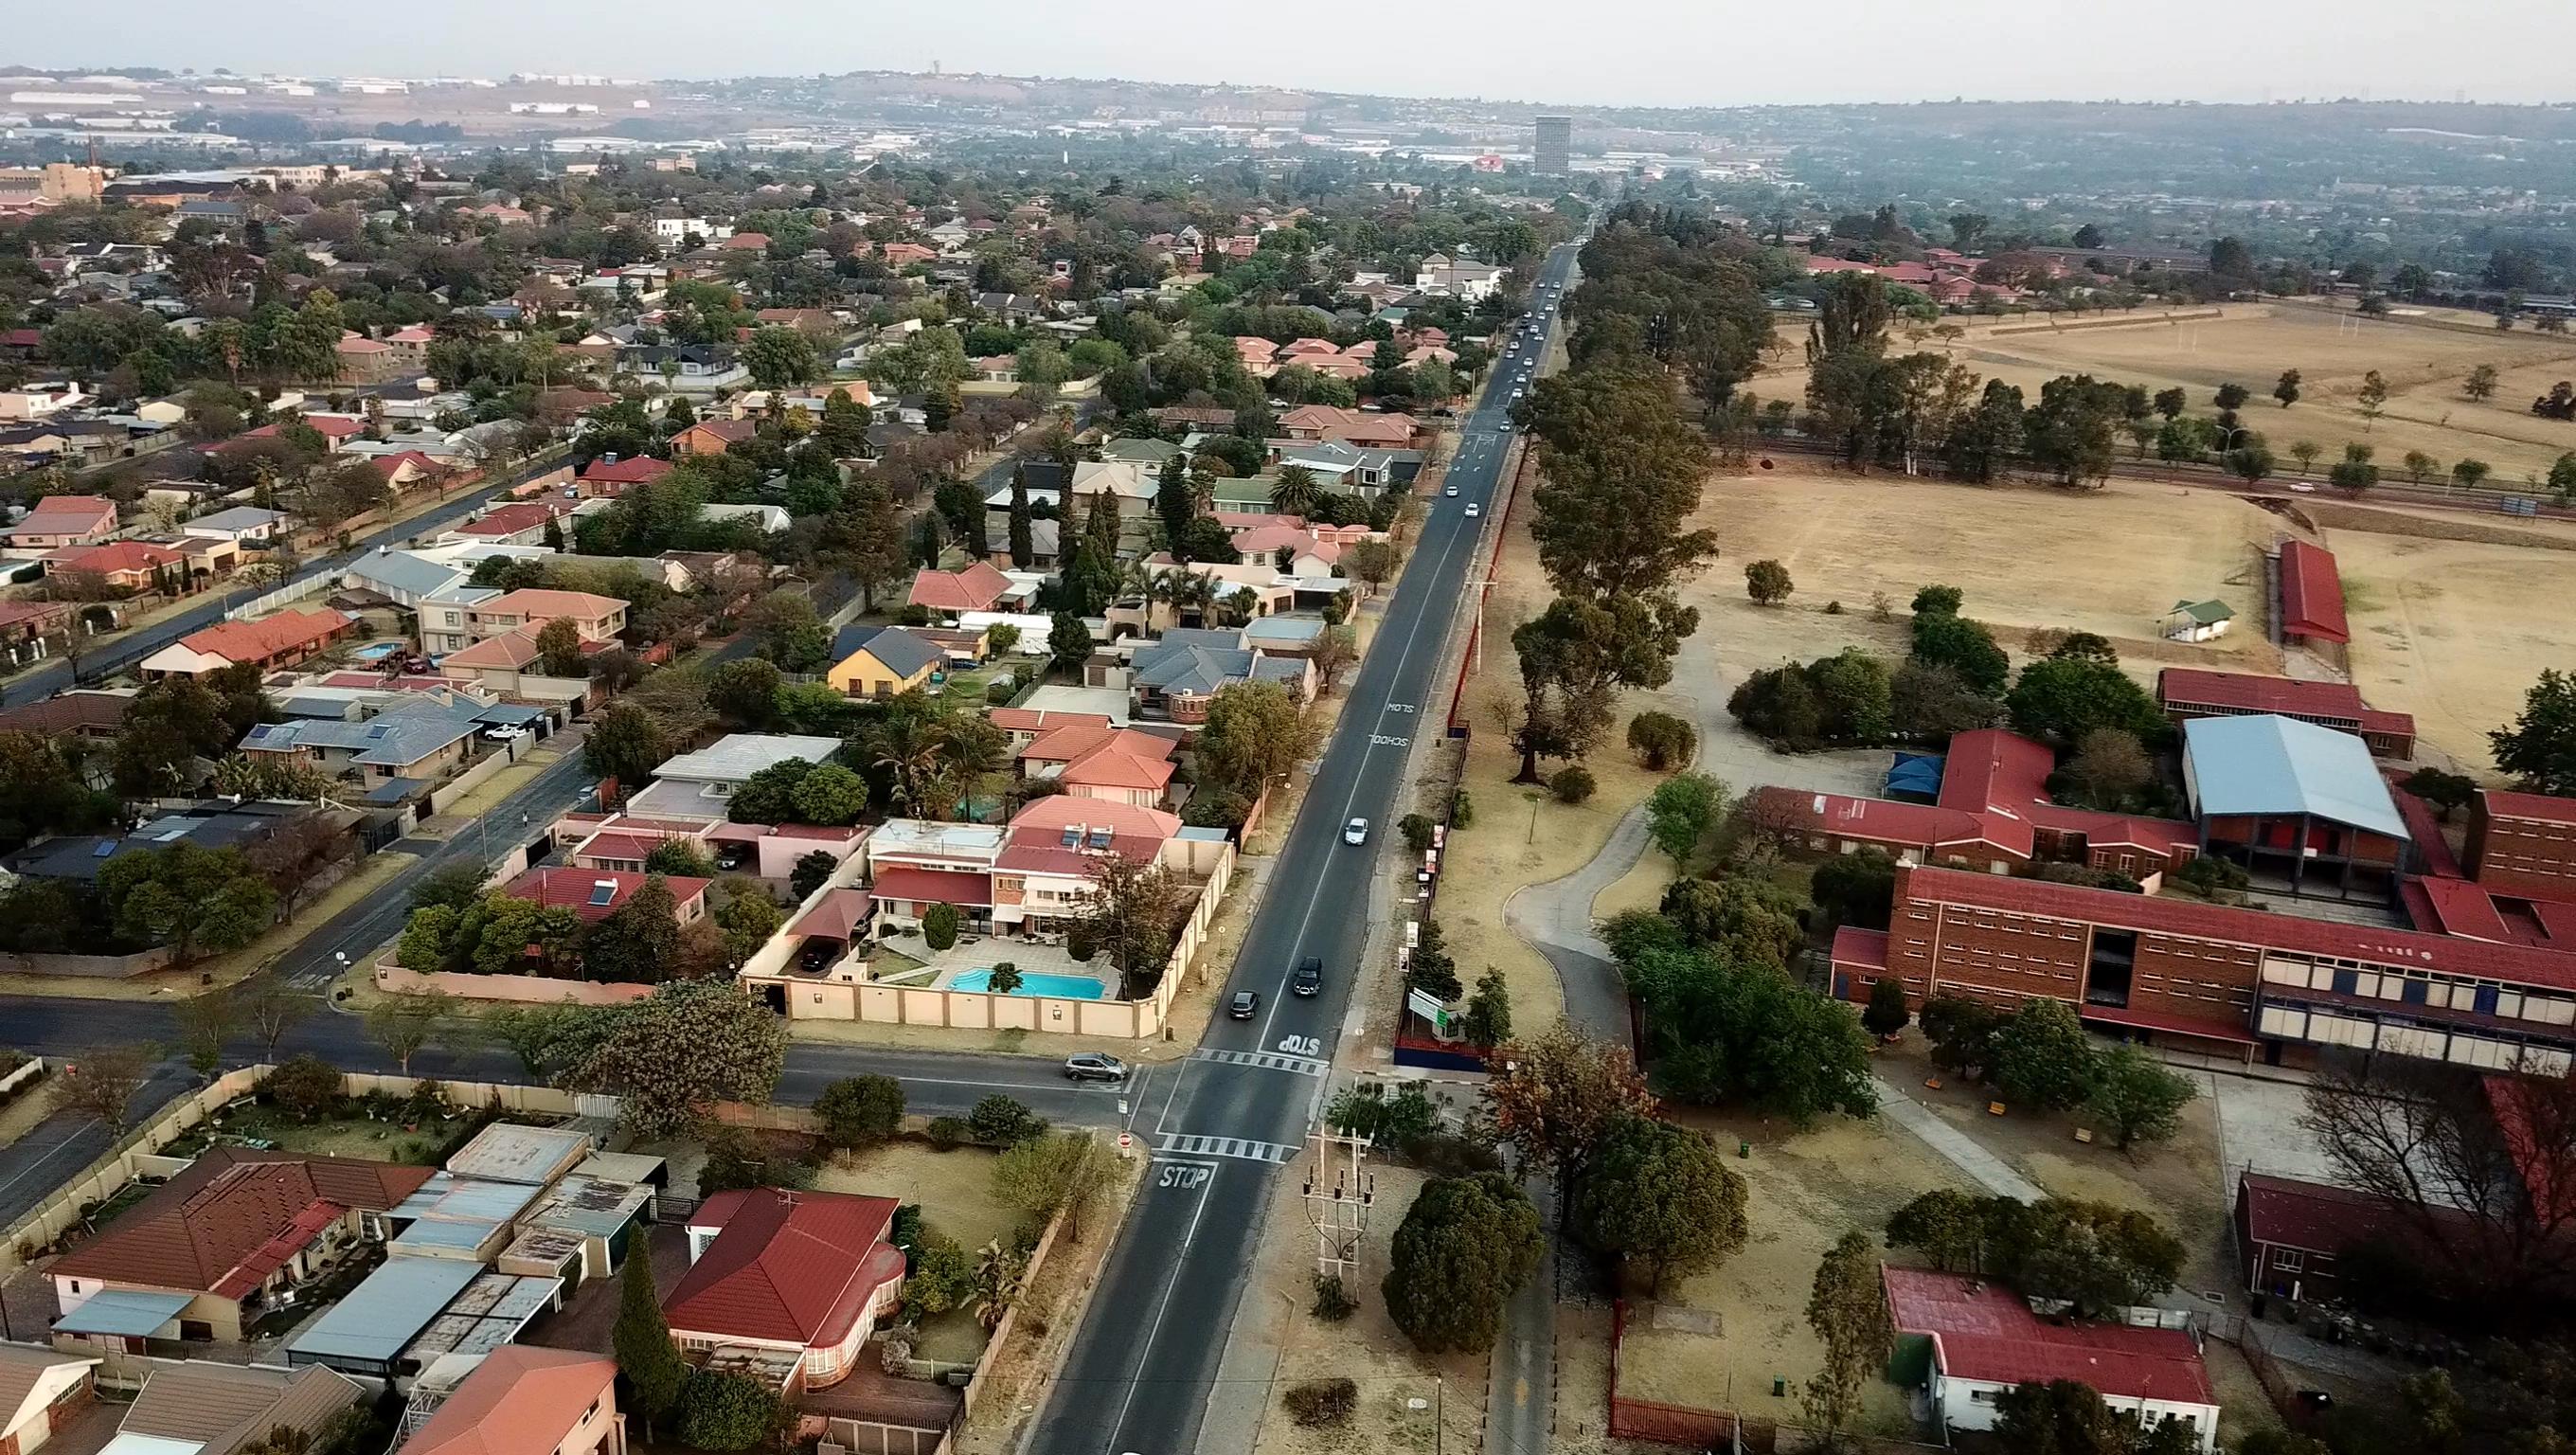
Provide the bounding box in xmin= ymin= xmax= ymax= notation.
xmin=92 ymin=840 xmax=116 ymax=857
xmin=587 ymin=881 xmax=618 ymax=907
xmin=1060 ymin=827 xmax=1080 ymax=847
xmin=1087 ymin=828 xmax=1113 ymax=850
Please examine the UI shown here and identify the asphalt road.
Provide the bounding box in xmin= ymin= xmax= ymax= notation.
xmin=1025 ymin=242 xmax=1585 ymax=1455
xmin=1 ymin=455 xmax=569 ymax=710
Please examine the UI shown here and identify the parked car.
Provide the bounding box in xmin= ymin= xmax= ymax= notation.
xmin=481 ymin=724 xmax=532 ymax=743
xmin=1343 ymin=817 xmax=1369 ymax=845
xmin=1292 ymin=957 xmax=1323 ymax=997
xmin=1229 ymin=990 xmax=1261 ymax=1019
xmin=1064 ymin=1053 xmax=1130 ymax=1082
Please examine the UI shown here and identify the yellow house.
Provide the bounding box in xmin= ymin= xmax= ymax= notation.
xmin=828 ymin=625 xmax=941 ymax=699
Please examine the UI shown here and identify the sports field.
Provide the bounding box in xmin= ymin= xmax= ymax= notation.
xmin=1756 ymin=302 xmax=2576 ymax=483
xmin=2334 ymin=529 xmax=2576 ymax=771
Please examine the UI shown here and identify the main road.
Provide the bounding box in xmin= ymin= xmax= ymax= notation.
xmin=1026 ymin=239 xmax=1584 ymax=1455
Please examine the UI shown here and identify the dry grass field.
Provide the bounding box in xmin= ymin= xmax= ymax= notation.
xmin=2334 ymin=530 xmax=2576 ymax=771
xmin=1692 ymin=466 xmax=2285 ymax=665
xmin=1755 ymin=303 xmax=2576 ymax=483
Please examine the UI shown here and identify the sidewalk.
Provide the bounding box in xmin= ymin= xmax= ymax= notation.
xmin=1869 ymin=1072 xmax=2046 ymax=1201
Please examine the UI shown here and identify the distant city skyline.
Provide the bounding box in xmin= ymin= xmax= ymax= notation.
xmin=9 ymin=0 xmax=2571 ymax=110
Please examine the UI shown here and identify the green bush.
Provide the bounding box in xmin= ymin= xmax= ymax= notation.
xmin=1398 ymin=813 xmax=1437 ymax=853
xmin=1064 ymin=923 xmax=1097 ymax=961
xmin=986 ymin=678 xmax=1015 ymax=706
xmin=1625 ymin=710 xmax=1697 ymax=770
xmin=966 ymin=1094 xmax=1048 ymax=1146
xmin=1311 ymin=1274 xmax=1358 ymax=1322
xmin=264 ymin=1055 xmax=346 ymax=1121
xmin=673 ymin=1367 xmax=786 ymax=1452
xmin=1549 ymin=765 xmax=1597 ymax=804
xmin=921 ymin=902 xmax=959 ymax=951
xmin=814 ymin=1074 xmax=905 ymax=1150
xmin=924 ymin=1117 xmax=971 ymax=1150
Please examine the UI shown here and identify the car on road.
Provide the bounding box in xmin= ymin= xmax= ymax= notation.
xmin=1465 ymin=502 xmax=1481 ymax=517
xmin=1229 ymin=990 xmax=1260 ymax=1019
xmin=1292 ymin=957 xmax=1324 ymax=997
xmin=1444 ymin=485 xmax=1458 ymax=497
xmin=2288 ymin=481 xmax=2317 ymax=493
xmin=1343 ymin=817 xmax=1369 ymax=845
xmin=1511 ymin=387 xmax=1524 ymax=401
xmin=1064 ymin=1052 xmax=1130 ymax=1082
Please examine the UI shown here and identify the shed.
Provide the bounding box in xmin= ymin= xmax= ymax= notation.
xmin=2163 ymin=599 xmax=2235 ymax=643
xmin=444 ymin=1123 xmax=595 ymax=1186
xmin=282 ymin=1256 xmax=484 ymax=1376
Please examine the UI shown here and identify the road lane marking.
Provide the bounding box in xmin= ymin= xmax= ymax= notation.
xmin=1156 ymin=1133 xmax=1297 ymax=1164
xmin=1104 ymin=1158 xmax=1217 ymax=1449
xmin=1191 ymin=1047 xmax=1328 ymax=1077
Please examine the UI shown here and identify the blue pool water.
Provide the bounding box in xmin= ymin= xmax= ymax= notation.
xmin=352 ymin=642 xmax=401 ymax=661
xmin=951 ymin=968 xmax=1107 ymax=999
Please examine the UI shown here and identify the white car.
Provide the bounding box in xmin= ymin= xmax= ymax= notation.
xmin=1344 ymin=817 xmax=1369 ymax=845
xmin=481 ymin=725 xmax=533 ymax=743
xmin=1511 ymin=388 xmax=1524 ymax=401
xmin=1464 ymin=502 xmax=1481 ymax=517
xmin=1444 ymin=485 xmax=1458 ymax=497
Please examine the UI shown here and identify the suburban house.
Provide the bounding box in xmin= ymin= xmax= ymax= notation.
xmin=237 ymin=701 xmax=486 ymax=783
xmin=6 ymin=494 xmax=117 ymax=548
xmin=345 ymin=548 xmax=474 ymax=609
xmin=908 ymin=561 xmax=1029 ymax=616
xmin=439 ymin=627 xmax=598 ymax=706
xmin=0 ymin=1347 xmax=96 ymax=1455
xmin=45 ymin=540 xmax=185 ymax=591
xmin=827 ymin=624 xmax=942 ymax=699
xmin=620 ymin=732 xmax=846 ymax=822
xmin=1065 ymin=459 xmax=1155 ymax=519
xmin=1274 ymin=405 xmax=1420 ymax=449
xmin=137 ymin=608 xmax=355 ymax=679
xmin=502 ymin=867 xmax=711 ymax=926
xmin=443 ymin=502 xmax=570 ymax=548
xmin=1882 ymin=1266 xmax=2218 ymax=1454
xmin=1128 ymin=627 xmax=1315 ymax=724
xmin=467 ymin=589 xmax=630 ymax=645
xmin=576 ymin=456 xmax=673 ymax=497
xmin=1413 ymin=252 xmax=1506 ymax=301
xmin=672 ymin=420 xmax=758 ymax=457
xmin=1263 ymin=439 xmax=1423 ymax=495
xmin=395 ymin=1347 xmax=622 ymax=1455
xmin=182 ymin=505 xmax=290 ymax=543
xmin=662 ymin=1187 xmax=907 ymax=1393
xmin=863 ymin=795 xmax=1225 ymax=942
xmin=46 ymin=1150 xmax=436 ymax=1343
xmin=89 ymin=1363 xmax=361 ymax=1455
xmin=1017 ymin=722 xmax=1177 ymax=809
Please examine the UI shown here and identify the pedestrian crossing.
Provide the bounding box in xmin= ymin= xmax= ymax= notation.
xmin=1156 ymin=1133 xmax=1298 ymax=1164
xmin=1192 ymin=1048 xmax=1330 ymax=1078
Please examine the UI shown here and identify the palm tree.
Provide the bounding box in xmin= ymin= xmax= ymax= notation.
xmin=1269 ymin=464 xmax=1323 ymax=519
xmin=974 ymin=1239 xmax=1027 ymax=1331
xmin=868 ymin=698 xmax=952 ymax=817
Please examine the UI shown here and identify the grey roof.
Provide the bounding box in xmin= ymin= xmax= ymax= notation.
xmin=397 ymin=1272 xmax=560 ymax=1364
xmin=240 ymin=712 xmax=477 ymax=768
xmin=654 ymin=733 xmax=843 ymax=785
xmin=2183 ymin=714 xmax=2409 ymax=840
xmin=832 ymin=624 xmax=942 ymax=679
xmin=1243 ymin=616 xmax=1326 ymax=646
xmin=444 ymin=1123 xmax=592 ymax=1184
xmin=528 ymin=1175 xmax=654 ymax=1238
xmin=184 ymin=506 xmax=286 ymax=534
xmin=1100 ymin=437 xmax=1181 ymax=465
xmin=118 ymin=1363 xmax=362 ymax=1455
xmin=1135 ymin=644 xmax=1255 ymax=697
xmin=283 ymin=1255 xmax=484 ymax=1368
xmin=389 ymin=1172 xmax=543 ymax=1224
xmin=346 ymin=548 xmax=467 ymax=598
xmin=50 ymin=1287 xmax=189 ymax=1338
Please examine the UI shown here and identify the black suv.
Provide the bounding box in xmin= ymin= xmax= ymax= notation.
xmin=1291 ymin=957 xmax=1323 ymax=997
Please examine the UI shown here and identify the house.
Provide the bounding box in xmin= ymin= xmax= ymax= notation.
xmin=1128 ymin=627 xmax=1315 ymax=723
xmin=828 ymin=624 xmax=942 ymax=699
xmin=908 ymin=560 xmax=1019 ymax=615
xmin=1882 ymin=1266 xmax=2217 ymax=1454
xmin=334 ymin=332 xmax=399 ymax=383
xmin=503 ymin=867 xmax=710 ymax=925
xmin=46 ymin=1149 xmax=436 ymax=1343
xmin=1100 ymin=437 xmax=1183 ymax=469
xmin=622 ymin=733 xmax=846 ymax=821
xmin=233 ymin=415 xmax=365 ymax=453
xmin=87 ymin=1364 xmax=362 ymax=1455
xmin=469 ymin=589 xmax=630 ymax=645
xmin=4 ymin=801 xmax=339 ymax=887
xmin=439 ymin=628 xmax=596 ymax=704
xmin=345 ymin=548 xmax=474 ymax=609
xmin=984 ymin=516 xmax=1061 ymax=570
xmin=2155 ymin=668 xmax=2415 ymax=761
xmin=1018 ymin=723 xmax=1176 ymax=809
xmin=444 ymin=502 xmax=570 ymax=548
xmin=662 ymin=1187 xmax=907 ymax=1393
xmin=1066 ymin=459 xmax=1155 ymax=519
xmin=577 ymin=456 xmax=673 ymax=497
xmin=1230 ymin=521 xmax=1354 ymax=576
xmin=6 ymin=494 xmax=117 ymax=548
xmin=2233 ymin=1172 xmax=2414 ymax=1305
xmin=699 ymin=502 xmax=789 ymax=534
xmin=1272 ymin=405 xmax=1419 ymax=450
xmin=1413 ymin=254 xmax=1505 ymax=302
xmin=182 ymin=505 xmax=290 ymax=543
xmin=395 ymin=1347 xmax=623 ymax=1455
xmin=138 ymin=608 xmax=355 ymax=679
xmin=238 ymin=704 xmax=484 ymax=783
xmin=673 ymin=419 xmax=758 ymax=457
xmin=0 ymin=1347 xmax=96 ymax=1455
xmin=2161 ymin=600 xmax=2234 ymax=643
xmin=45 ymin=540 xmax=185 ymax=591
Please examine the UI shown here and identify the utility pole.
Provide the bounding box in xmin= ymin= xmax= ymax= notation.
xmin=1301 ymin=1122 xmax=1374 ymax=1282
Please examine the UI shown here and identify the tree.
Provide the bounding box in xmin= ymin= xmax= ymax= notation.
xmin=993 ymin=1130 xmax=1118 ymax=1242
xmin=1619 ymin=942 xmax=1877 ymax=1119
xmin=2495 ymin=670 xmax=2576 ymax=795
xmin=1047 ymin=610 xmax=1094 ymax=676
xmin=2288 ymin=439 xmax=2321 ymax=476
xmin=1195 ymin=680 xmax=1321 ymax=799
xmin=2083 ymin=1045 xmax=2198 ymax=1151
xmin=2149 ymin=388 xmax=2187 ymax=422
xmin=1991 ymin=997 xmax=2099 ymax=1111
xmin=707 ymin=658 xmax=783 ymax=730
xmin=1068 ymin=853 xmax=1191 ymax=997
xmin=363 ymin=989 xmax=450 ymax=1073
xmin=1911 ymin=611 xmax=2009 ymax=697
xmin=1626 ymin=710 xmax=1695 ymax=770
xmin=2273 ymin=368 xmax=2301 ymax=408
xmin=644 ymin=839 xmax=717 ymax=879
xmin=1572 ymin=1112 xmax=1747 ymax=1293
xmin=2453 ymin=458 xmax=2493 ymax=492
xmin=674 ymin=1368 xmax=786 ymax=1453
xmin=1382 ymin=1173 xmax=1545 ymax=1354
xmin=57 ymin=1044 xmax=150 ymax=1132
xmin=2402 ymin=449 xmax=2440 ymax=486
xmin=2404 ymin=766 xmax=2480 ymax=819
xmin=1992 ymin=1380 xmax=2195 ymax=1455
xmin=1646 ymin=771 xmax=1724 ymax=864
xmin=1863 ymin=977 xmax=1911 ymax=1039
xmin=264 ymin=1053 xmax=344 ymax=1121
xmin=1812 ymin=849 xmax=1899 ymax=932
xmin=2061 ymin=728 xmax=2153 ymax=809
xmin=742 ymin=326 xmax=820 ymax=391
xmin=2466 ymin=363 xmax=2500 ymax=402
xmin=172 ymin=986 xmax=237 ymax=1077
xmin=921 ymin=901 xmax=960 ymax=951
xmin=1519 ymin=361 xmax=1718 ymax=603
xmin=814 ymin=1074 xmax=905 ymax=1150
xmin=570 ymin=979 xmax=789 ymax=1139
xmin=1481 ymin=1023 xmax=1657 ymax=1211
xmin=1269 ymin=464 xmax=1323 ymax=519
xmin=791 ymin=851 xmax=839 ymax=901
xmin=1744 ymin=558 xmax=1793 ymax=605
xmin=1007 ymin=465 xmax=1036 ymax=569
xmin=790 ymin=763 xmax=869 ymax=826
xmin=242 ymin=816 xmax=351 ymax=924
xmin=1804 ymin=1230 xmax=1894 ymax=1443
xmin=2225 ymin=442 xmax=2275 ymax=485
xmin=1463 ymin=966 xmax=1512 ymax=1049
xmin=829 ymin=477 xmax=907 ymax=613
xmin=585 ymin=876 xmax=684 ymax=983
xmin=1312 ymin=624 xmax=1357 ymax=693
xmin=2006 ymin=655 xmax=2164 ymax=748
xmin=2207 ymin=237 xmax=2256 ymax=282
xmin=98 ymin=844 xmax=277 ymax=965
xmin=2357 ymin=368 xmax=2389 ymax=428
xmin=1343 ymin=538 xmax=1399 ymax=593
xmin=614 ymin=1241 xmax=687 ymax=1437
xmin=584 ymin=701 xmax=671 ymax=791
xmin=531 ymin=616 xmax=584 ymax=677
xmin=242 ymin=979 xmax=311 ymax=1062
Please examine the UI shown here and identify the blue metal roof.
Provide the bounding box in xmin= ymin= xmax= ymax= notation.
xmin=2183 ymin=714 xmax=2409 ymax=840
xmin=51 ymin=1288 xmax=189 ymax=1338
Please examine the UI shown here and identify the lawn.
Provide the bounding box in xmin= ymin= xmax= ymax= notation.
xmin=162 ymin=1101 xmax=465 ymax=1165
xmin=813 ymin=1139 xmax=1015 ymax=1253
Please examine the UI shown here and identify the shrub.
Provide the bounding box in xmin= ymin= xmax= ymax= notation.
xmin=921 ymin=902 xmax=959 ymax=951
xmin=1548 ymin=766 xmax=1597 ymax=804
xmin=264 ymin=1054 xmax=346 ymax=1121
xmin=985 ymin=678 xmax=1015 ymax=706
xmin=673 ymin=1367 xmax=786 ymax=1452
xmin=1311 ymin=1273 xmax=1358 ymax=1321
xmin=1398 ymin=812 xmax=1437 ymax=853
xmin=1625 ymin=710 xmax=1696 ymax=770
xmin=1283 ymin=1377 xmax=1359 ymax=1428
xmin=1450 ymin=787 xmax=1475 ymax=828
xmin=1064 ymin=923 xmax=1097 ymax=961
xmin=814 ymin=1074 xmax=904 ymax=1150
xmin=925 ymin=1116 xmax=971 ymax=1150
xmin=2172 ymin=855 xmax=2250 ymax=897
xmin=966 ymin=1094 xmax=1048 ymax=1146
xmin=1823 ymin=599 xmax=1842 ymax=614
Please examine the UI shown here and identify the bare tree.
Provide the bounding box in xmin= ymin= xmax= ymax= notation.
xmin=171 ymin=988 xmax=238 ymax=1078
xmin=242 ymin=979 xmax=313 ymax=1063
xmin=244 ymin=816 xmax=356 ymax=922
xmin=56 ymin=1044 xmax=153 ymax=1132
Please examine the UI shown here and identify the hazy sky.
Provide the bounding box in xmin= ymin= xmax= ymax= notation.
xmin=16 ymin=0 xmax=2575 ymax=109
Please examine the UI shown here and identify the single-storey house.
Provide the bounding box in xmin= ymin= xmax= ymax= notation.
xmin=138 ymin=608 xmax=355 ymax=679
xmin=828 ymin=624 xmax=942 ymax=699
xmin=663 ymin=1187 xmax=907 ymax=1393
xmin=6 ymin=494 xmax=117 ymax=549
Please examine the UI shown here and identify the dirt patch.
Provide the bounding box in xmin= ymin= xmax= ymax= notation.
xmin=2297 ymin=497 xmax=2576 ymax=550
xmin=1617 ymin=1106 xmax=1967 ymax=1438
xmin=812 ymin=1140 xmax=1012 ymax=1253
xmin=2330 ymin=529 xmax=2576 ymax=771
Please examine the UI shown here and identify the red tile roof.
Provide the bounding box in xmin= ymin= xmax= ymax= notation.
xmin=664 ymin=1188 xmax=902 ymax=1348
xmin=2484 ymin=789 xmax=2576 ymax=827
xmin=504 ymin=867 xmax=709 ymax=922
xmin=2156 ymin=668 xmax=2368 ymax=720
xmin=456 ymin=503 xmax=565 ymax=538
xmin=1831 ymin=926 xmax=1890 ymax=971
xmin=907 ymin=561 xmax=1013 ymax=613
xmin=2237 ymin=1172 xmax=2408 ymax=1256
xmin=990 ymin=709 xmax=1113 ymax=734
xmin=396 ymin=1347 xmax=615 ymax=1455
xmin=2278 ymin=539 xmax=2350 ymax=644
xmin=788 ymin=888 xmax=872 ymax=941
xmin=868 ymin=866 xmax=992 ymax=907
xmin=1882 ymin=1266 xmax=2215 ymax=1406
xmin=48 ymin=1149 xmax=434 ymax=1298
xmin=579 ymin=456 xmax=674 ymax=485
xmin=49 ymin=540 xmax=182 ymax=575
xmin=173 ymin=607 xmax=353 ymax=665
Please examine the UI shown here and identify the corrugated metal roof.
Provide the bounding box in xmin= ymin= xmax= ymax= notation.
xmin=2183 ymin=714 xmax=2409 ymax=839
xmin=284 ymin=1256 xmax=484 ymax=1365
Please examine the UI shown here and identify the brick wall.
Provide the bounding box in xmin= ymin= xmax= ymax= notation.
xmin=2468 ymin=801 xmax=2576 ymax=905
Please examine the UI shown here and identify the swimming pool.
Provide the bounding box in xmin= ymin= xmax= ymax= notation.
xmin=950 ymin=968 xmax=1107 ymax=1000
xmin=351 ymin=642 xmax=402 ymax=661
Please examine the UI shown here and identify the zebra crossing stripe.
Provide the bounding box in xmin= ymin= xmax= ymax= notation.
xmin=1156 ymin=1133 xmax=1296 ymax=1164
xmin=1191 ymin=1048 xmax=1329 ymax=1077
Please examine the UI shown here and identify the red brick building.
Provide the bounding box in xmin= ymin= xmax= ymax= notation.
xmin=2156 ymin=667 xmax=2414 ymax=761
xmin=2277 ymin=539 xmax=2350 ymax=659
xmin=2466 ymin=790 xmax=2576 ymax=905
